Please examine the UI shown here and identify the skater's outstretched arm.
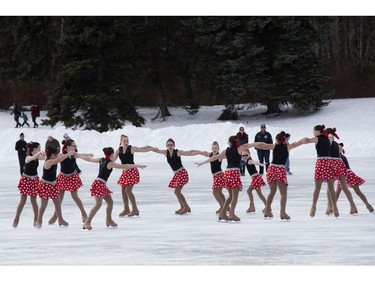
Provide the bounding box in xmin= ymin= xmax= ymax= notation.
xmin=109 ymin=162 xmax=147 ymax=170
xmin=26 ymin=151 xmax=45 ymax=163
xmin=177 ymin=150 xmax=207 ymax=157
xmin=45 ymin=150 xmax=75 ymax=169
xmin=196 ymin=150 xmax=226 ymax=167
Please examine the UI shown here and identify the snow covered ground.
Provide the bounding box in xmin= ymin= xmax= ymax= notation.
xmin=1 ymin=98 xmax=375 ymax=279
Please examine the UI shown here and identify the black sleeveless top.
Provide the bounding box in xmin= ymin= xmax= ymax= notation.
xmin=209 ymin=152 xmax=222 ymax=174
xmin=42 ymin=163 xmax=57 ymax=182
xmin=60 ymin=156 xmax=76 ymax=174
xmin=330 ymin=141 xmax=340 ymax=158
xmin=271 ymin=143 xmax=289 ymax=165
xmin=315 ymin=135 xmax=331 ymax=157
xmin=97 ymin=158 xmax=113 ymax=181
xmin=226 ymin=146 xmax=241 ymax=169
xmin=24 ymin=159 xmax=39 ymax=176
xmin=246 ymin=157 xmax=258 ymax=176
xmin=167 ymin=149 xmax=183 ymax=171
xmin=118 ymin=145 xmax=134 ymax=164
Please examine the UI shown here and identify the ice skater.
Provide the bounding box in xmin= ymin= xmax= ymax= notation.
xmin=241 ymin=149 xmax=267 ymax=214
xmin=48 ymin=139 xmax=93 ymax=225
xmin=301 ymin=125 xmax=339 ymax=218
xmin=114 ymin=134 xmax=153 ymax=218
xmin=35 ymin=146 xmax=75 ymax=228
xmin=257 ymin=131 xmax=305 ymax=220
xmin=13 ymin=142 xmax=45 ymax=228
xmin=200 ymin=141 xmax=227 ymax=214
xmin=325 ymin=129 xmax=358 ymax=215
xmin=80 ymin=147 xmax=146 ymax=230
xmin=196 ymin=136 xmax=263 ymax=222
xmin=151 ymin=138 xmax=206 ymax=215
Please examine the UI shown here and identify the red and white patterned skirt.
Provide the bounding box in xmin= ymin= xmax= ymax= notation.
xmin=224 ymin=169 xmax=243 ymax=191
xmin=337 ymin=169 xmax=365 ymax=188
xmin=250 ymin=173 xmax=266 ymax=190
xmin=18 ymin=175 xmax=39 ymax=196
xmin=56 ymin=171 xmax=83 ymax=192
xmin=38 ymin=180 xmax=60 ymax=199
xmin=266 ymin=165 xmax=288 ymax=187
xmin=331 ymin=158 xmax=348 ymax=179
xmin=90 ymin=178 xmax=113 ymax=197
xmin=117 ymin=168 xmax=140 ymax=186
xmin=169 ymin=168 xmax=189 ymax=188
xmin=314 ymin=158 xmax=335 ymax=181
xmin=212 ymin=172 xmax=225 ymax=189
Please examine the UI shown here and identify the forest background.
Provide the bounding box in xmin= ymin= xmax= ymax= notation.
xmin=1 ymin=16 xmax=375 ymax=131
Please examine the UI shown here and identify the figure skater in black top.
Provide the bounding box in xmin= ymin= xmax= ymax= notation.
xmin=36 ymin=146 xmax=75 ymax=228
xmin=301 ymin=125 xmax=339 ymax=217
xmin=197 ymin=136 xmax=263 ymax=222
xmin=257 ymin=131 xmax=305 ymax=220
xmin=335 ymin=143 xmax=374 ymax=213
xmin=151 ymin=138 xmax=206 ymax=215
xmin=13 ymin=142 xmax=45 ymax=228
xmin=47 ymin=139 xmax=93 ymax=225
xmin=324 ymin=131 xmax=357 ymax=215
xmin=80 ymin=147 xmax=146 ymax=230
xmin=240 ymin=149 xmax=267 ymax=214
xmin=113 ymin=134 xmax=153 ymax=218
xmin=200 ymin=141 xmax=227 ymax=214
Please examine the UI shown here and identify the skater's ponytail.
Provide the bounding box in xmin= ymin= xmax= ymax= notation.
xmin=276 ymin=131 xmax=286 ymax=144
xmin=45 ymin=146 xmax=58 ymax=159
xmin=61 ymin=139 xmax=75 ymax=154
xmin=228 ymin=136 xmax=239 ymax=148
xmin=103 ymin=147 xmax=114 ymax=161
xmin=314 ymin=124 xmax=325 ymax=134
xmin=325 ymin=127 xmax=340 ymax=140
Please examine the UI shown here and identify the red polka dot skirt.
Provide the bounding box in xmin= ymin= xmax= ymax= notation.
xmin=266 ymin=165 xmax=288 ymax=187
xmin=37 ymin=180 xmax=60 ymax=199
xmin=224 ymin=169 xmax=243 ymax=191
xmin=314 ymin=158 xmax=335 ymax=181
xmin=56 ymin=171 xmax=83 ymax=192
xmin=331 ymin=158 xmax=348 ymax=179
xmin=168 ymin=168 xmax=189 ymax=188
xmin=212 ymin=172 xmax=225 ymax=189
xmin=90 ymin=179 xmax=113 ymax=197
xmin=18 ymin=175 xmax=39 ymax=196
xmin=337 ymin=169 xmax=365 ymax=188
xmin=117 ymin=168 xmax=140 ymax=186
xmin=250 ymin=173 xmax=266 ymax=190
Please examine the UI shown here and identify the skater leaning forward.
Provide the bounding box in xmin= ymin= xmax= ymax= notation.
xmin=150 ymin=138 xmax=206 ymax=215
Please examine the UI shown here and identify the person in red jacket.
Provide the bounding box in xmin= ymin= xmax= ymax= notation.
xmin=30 ymin=103 xmax=39 ymax=128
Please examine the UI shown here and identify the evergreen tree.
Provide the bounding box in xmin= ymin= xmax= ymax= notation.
xmin=43 ymin=17 xmax=144 ymax=132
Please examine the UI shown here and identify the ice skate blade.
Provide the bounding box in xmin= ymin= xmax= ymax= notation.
xmin=280 ymin=218 xmax=291 ymax=222
xmin=106 ymin=225 xmax=118 ymax=229
xmin=227 ymin=219 xmax=241 ymax=223
xmin=217 ymin=219 xmax=229 ymax=223
xmin=82 ymin=227 xmax=92 ymax=231
xmin=246 ymin=211 xmax=256 ymax=214
xmin=126 ymin=215 xmax=140 ymax=218
xmin=264 ymin=216 xmax=273 ymax=220
xmin=119 ymin=215 xmax=128 ymax=218
xmin=350 ymin=213 xmax=359 ymax=216
xmin=59 ymin=224 xmax=69 ymax=228
xmin=177 ymin=212 xmax=191 ymax=216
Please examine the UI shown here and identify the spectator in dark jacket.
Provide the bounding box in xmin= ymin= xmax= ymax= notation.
xmin=254 ymin=124 xmax=273 ymax=174
xmin=236 ymin=127 xmax=249 ymax=176
xmin=15 ymin=132 xmax=27 ymax=175
xmin=11 ymin=103 xmax=22 ymax=128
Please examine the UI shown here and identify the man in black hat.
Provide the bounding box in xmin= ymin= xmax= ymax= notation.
xmin=254 ymin=124 xmax=272 ymax=174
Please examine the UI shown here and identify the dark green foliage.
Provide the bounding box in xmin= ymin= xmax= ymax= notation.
xmin=43 ymin=17 xmax=144 ymax=132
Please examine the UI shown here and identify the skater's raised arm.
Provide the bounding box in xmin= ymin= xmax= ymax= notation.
xmin=79 ymin=155 xmax=101 ymax=164
xmin=131 ymin=145 xmax=154 ymax=153
xmin=45 ymin=149 xmax=75 ymax=169
xmin=150 ymin=147 xmax=167 ymax=155
xmin=288 ymin=138 xmax=307 ymax=151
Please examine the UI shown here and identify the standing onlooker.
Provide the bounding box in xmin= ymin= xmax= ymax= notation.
xmin=30 ymin=103 xmax=40 ymax=128
xmin=285 ymin=133 xmax=292 ymax=175
xmin=11 ymin=103 xmax=22 ymax=128
xmin=15 ymin=133 xmax=27 ymax=175
xmin=254 ymin=124 xmax=273 ymax=174
xmin=45 ymin=136 xmax=60 ymax=152
xmin=236 ymin=126 xmax=249 ymax=176
xmin=20 ymin=111 xmax=30 ymax=127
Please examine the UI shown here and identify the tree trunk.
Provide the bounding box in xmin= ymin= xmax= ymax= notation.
xmin=265 ymin=99 xmax=281 ymax=114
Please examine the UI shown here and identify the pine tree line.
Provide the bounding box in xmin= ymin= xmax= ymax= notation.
xmin=1 ymin=16 xmax=374 ymax=132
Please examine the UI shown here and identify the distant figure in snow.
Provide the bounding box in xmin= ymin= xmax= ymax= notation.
xmin=30 ymin=103 xmax=40 ymax=128
xmin=15 ymin=132 xmax=27 ymax=175
xmin=20 ymin=111 xmax=30 ymax=128
xmin=11 ymin=103 xmax=22 ymax=128
xmin=236 ymin=127 xmax=248 ymax=176
xmin=254 ymin=124 xmax=273 ymax=175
